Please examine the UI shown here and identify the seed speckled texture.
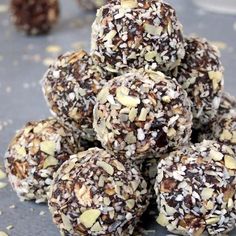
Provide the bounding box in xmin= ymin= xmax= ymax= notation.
xmin=91 ymin=0 xmax=185 ymax=73
xmin=155 ymin=140 xmax=236 ymax=236
xmin=172 ymin=37 xmax=224 ymax=128
xmin=42 ymin=50 xmax=109 ymax=141
xmin=93 ymin=70 xmax=192 ymax=159
xmin=48 ymin=148 xmax=149 ymax=236
xmin=4 ymin=118 xmax=80 ymax=203
xmin=10 ymin=0 xmax=59 ymax=35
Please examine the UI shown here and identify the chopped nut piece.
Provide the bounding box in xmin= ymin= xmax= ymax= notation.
xmin=90 ymin=222 xmax=103 ymax=232
xmin=162 ymin=96 xmax=171 ymax=103
xmin=40 ymin=141 xmax=56 ymax=156
xmin=61 ymin=214 xmax=73 ymax=231
xmin=205 ymin=217 xmax=220 ymax=225
xmin=43 ymin=156 xmax=59 ymax=168
xmin=201 ymin=188 xmax=214 ymax=200
xmin=129 ymin=108 xmax=138 ymax=122
xmin=15 ymin=145 xmax=26 ymax=157
xmin=224 ymin=155 xmax=236 ymax=169
xmin=228 ymin=198 xmax=233 ymax=210
xmin=126 ymin=199 xmax=135 ymax=209
xmin=79 ymin=209 xmax=101 ymax=228
xmin=97 ymin=161 xmax=114 ymax=175
xmin=145 ymin=51 xmax=157 ymax=61
xmin=144 ymin=23 xmax=163 ymax=36
xmin=103 ymin=30 xmax=117 ymax=41
xmin=209 ymin=149 xmax=223 ymax=161
xmin=121 ymin=0 xmax=138 ymax=9
xmin=208 ymin=71 xmax=223 ymax=90
xmin=116 ymin=87 xmax=140 ymax=107
xmin=138 ymin=108 xmax=149 ymax=121
xmin=156 ymin=213 xmax=168 ymax=226
xmin=97 ymin=87 xmax=109 ymax=104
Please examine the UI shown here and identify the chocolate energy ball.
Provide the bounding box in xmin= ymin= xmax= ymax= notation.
xmin=172 ymin=37 xmax=224 ymax=127
xmin=155 ymin=140 xmax=236 ymax=236
xmin=4 ymin=118 xmax=80 ymax=203
xmin=93 ymin=70 xmax=192 ymax=159
xmin=194 ymin=92 xmax=236 ymax=143
xmin=48 ymin=148 xmax=149 ymax=236
xmin=10 ymin=0 xmax=59 ymax=35
xmin=91 ymin=0 xmax=185 ymax=73
xmin=77 ymin=0 xmax=106 ymax=11
xmin=42 ymin=50 xmax=109 ymax=141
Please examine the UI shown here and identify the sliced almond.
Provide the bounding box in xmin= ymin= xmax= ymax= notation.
xmin=97 ymin=161 xmax=114 ymax=175
xmin=90 ymin=222 xmax=102 ymax=232
xmin=126 ymin=199 xmax=135 ymax=209
xmin=14 ymin=145 xmax=26 ymax=157
xmin=121 ymin=0 xmax=138 ymax=9
xmin=220 ymin=129 xmax=232 ymax=141
xmin=228 ymin=198 xmax=233 ymax=210
xmin=43 ymin=156 xmax=58 ymax=168
xmin=156 ymin=213 xmax=168 ymax=227
xmin=116 ymin=87 xmax=140 ymax=108
xmin=209 ymin=149 xmax=224 ymax=161
xmin=112 ymin=160 xmax=125 ymax=171
xmin=97 ymin=86 xmax=109 ymax=104
xmin=208 ymin=71 xmax=223 ymax=90
xmin=224 ymin=155 xmax=236 ymax=169
xmin=40 ymin=141 xmax=56 ymax=156
xmin=103 ymin=30 xmax=117 ymax=41
xmin=201 ymin=188 xmax=214 ymax=200
xmin=144 ymin=51 xmax=157 ymax=61
xmin=79 ymin=209 xmax=101 ymax=228
xmin=144 ymin=23 xmax=163 ymax=36
xmin=167 ymin=128 xmax=176 ymax=137
xmin=162 ymin=96 xmax=171 ymax=103
xmin=138 ymin=108 xmax=149 ymax=121
xmin=205 ymin=217 xmax=220 ymax=225
xmin=61 ymin=213 xmax=73 ymax=231
xmin=129 ymin=108 xmax=138 ymax=122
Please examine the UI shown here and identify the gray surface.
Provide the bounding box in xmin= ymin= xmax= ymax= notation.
xmin=0 ymin=0 xmax=236 ymax=235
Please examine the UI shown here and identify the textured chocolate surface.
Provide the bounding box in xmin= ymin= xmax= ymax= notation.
xmin=91 ymin=0 xmax=185 ymax=73
xmin=48 ymin=148 xmax=149 ymax=235
xmin=93 ymin=70 xmax=192 ymax=159
xmin=155 ymin=140 xmax=236 ymax=235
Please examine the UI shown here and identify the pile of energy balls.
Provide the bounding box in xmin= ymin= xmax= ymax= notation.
xmin=5 ymin=0 xmax=236 ymax=235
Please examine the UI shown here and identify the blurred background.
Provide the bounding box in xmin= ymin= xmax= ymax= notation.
xmin=0 ymin=0 xmax=236 ymax=235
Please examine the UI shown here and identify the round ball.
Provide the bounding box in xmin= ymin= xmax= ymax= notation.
xmin=4 ymin=118 xmax=80 ymax=203
xmin=42 ymin=50 xmax=108 ymax=141
xmin=93 ymin=70 xmax=192 ymax=159
xmin=77 ymin=0 xmax=107 ymax=11
xmin=91 ymin=0 xmax=185 ymax=73
xmin=10 ymin=0 xmax=59 ymax=35
xmin=48 ymin=148 xmax=149 ymax=235
xmin=172 ymin=37 xmax=224 ymax=127
xmin=155 ymin=140 xmax=236 ymax=236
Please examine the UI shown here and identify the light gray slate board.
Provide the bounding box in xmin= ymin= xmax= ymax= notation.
xmin=0 ymin=0 xmax=236 ymax=235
